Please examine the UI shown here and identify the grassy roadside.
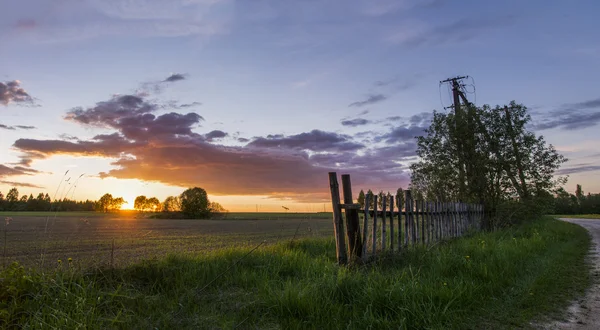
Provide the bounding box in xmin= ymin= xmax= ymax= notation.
xmin=553 ymin=214 xmax=600 ymax=219
xmin=0 ymin=217 xmax=591 ymax=329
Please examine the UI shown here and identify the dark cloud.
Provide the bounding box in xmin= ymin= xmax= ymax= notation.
xmin=64 ymin=94 xmax=204 ymax=141
xmin=373 ymin=77 xmax=416 ymax=91
xmin=394 ymin=16 xmax=515 ymax=47
xmin=0 ymin=80 xmax=35 ymax=106
xmin=163 ymin=73 xmax=186 ymax=82
xmin=1 ymin=124 xmax=36 ymax=130
xmin=0 ymin=164 xmax=40 ymax=178
xmin=247 ymin=130 xmax=364 ymax=152
xmin=58 ymin=134 xmax=79 ymax=141
xmin=138 ymin=73 xmax=190 ymax=95
xmin=341 ymin=118 xmax=371 ymax=127
xmin=0 ymin=181 xmax=44 ymax=188
xmin=556 ymin=165 xmax=600 ymax=176
xmin=377 ymin=126 xmax=427 ymax=143
xmin=65 ymin=94 xmax=157 ymax=126
xmin=349 ymin=94 xmax=387 ymax=108
xmin=374 ymin=112 xmax=432 ymax=143
xmin=534 ymin=98 xmax=600 ymax=130
xmin=174 ymin=101 xmax=202 ymax=109
xmin=10 ymin=82 xmax=417 ymax=201
xmin=387 ymin=116 xmax=402 ymax=121
xmin=571 ymin=98 xmax=600 ymax=110
xmin=204 ymin=130 xmax=228 ymax=141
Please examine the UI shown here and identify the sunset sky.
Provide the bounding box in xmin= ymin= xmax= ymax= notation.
xmin=1 ymin=0 xmax=600 ymax=211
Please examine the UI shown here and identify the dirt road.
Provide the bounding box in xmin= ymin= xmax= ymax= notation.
xmin=545 ymin=218 xmax=600 ymax=329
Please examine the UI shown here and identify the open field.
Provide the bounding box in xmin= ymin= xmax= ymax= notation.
xmin=0 ymin=216 xmax=592 ymax=328
xmin=0 ymin=211 xmax=333 ymax=220
xmin=0 ymin=214 xmax=332 ymax=269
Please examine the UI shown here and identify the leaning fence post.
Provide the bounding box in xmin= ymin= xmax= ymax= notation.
xmin=341 ymin=174 xmax=362 ymax=259
xmin=372 ymin=194 xmax=378 ymax=253
xmin=362 ymin=194 xmax=370 ymax=258
xmin=328 ymin=172 xmax=347 ymax=265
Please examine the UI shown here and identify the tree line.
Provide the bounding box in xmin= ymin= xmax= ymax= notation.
xmin=0 ymin=188 xmax=96 ymax=211
xmin=132 ymin=187 xmax=227 ymax=218
xmin=554 ymin=184 xmax=600 ymax=215
xmin=0 ymin=186 xmax=227 ymax=218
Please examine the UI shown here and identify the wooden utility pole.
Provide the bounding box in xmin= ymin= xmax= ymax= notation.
xmin=441 ymin=76 xmax=469 ymax=200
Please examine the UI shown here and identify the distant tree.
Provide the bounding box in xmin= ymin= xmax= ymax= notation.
xmin=147 ymin=197 xmax=161 ymax=212
xmin=97 ymin=193 xmax=113 ymax=212
xmin=357 ymin=190 xmax=365 ymax=208
xmin=367 ymin=189 xmax=374 ymax=208
xmin=377 ymin=191 xmax=385 ymax=209
xmin=386 ymin=192 xmax=393 ymax=209
xmin=163 ymin=196 xmax=182 ymax=212
xmin=111 ymin=197 xmax=126 ymax=211
xmin=6 ymin=188 xmax=18 ymax=203
xmin=396 ymin=187 xmax=404 ymax=210
xmin=180 ymin=187 xmax=210 ymax=218
xmin=134 ymin=195 xmax=148 ymax=211
xmin=209 ymin=202 xmax=227 ymax=213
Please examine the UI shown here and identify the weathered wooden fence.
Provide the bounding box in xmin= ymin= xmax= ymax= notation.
xmin=329 ymin=172 xmax=484 ymax=265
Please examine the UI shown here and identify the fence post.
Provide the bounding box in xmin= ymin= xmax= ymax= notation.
xmin=362 ymin=194 xmax=370 ymax=258
xmin=423 ymin=201 xmax=431 ymax=244
xmin=437 ymin=201 xmax=442 ymax=241
xmin=381 ymin=195 xmax=387 ymax=251
xmin=389 ymin=195 xmax=394 ymax=251
xmin=404 ymin=190 xmax=411 ymax=247
xmin=418 ymin=200 xmax=424 ymax=244
xmin=341 ymin=174 xmax=362 ymax=259
xmin=372 ymin=194 xmax=378 ymax=253
xmin=328 ymin=172 xmax=347 ymax=265
xmin=397 ymin=195 xmax=403 ymax=251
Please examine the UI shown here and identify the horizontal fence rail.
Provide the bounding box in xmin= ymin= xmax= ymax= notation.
xmin=329 ymin=172 xmax=484 ymax=264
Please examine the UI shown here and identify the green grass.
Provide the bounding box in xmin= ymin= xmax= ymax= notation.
xmin=0 ymin=217 xmax=591 ymax=329
xmin=553 ymin=214 xmax=600 ymax=219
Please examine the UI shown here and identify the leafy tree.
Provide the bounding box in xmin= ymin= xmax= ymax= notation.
xmin=377 ymin=191 xmax=385 ymax=209
xmin=396 ymin=187 xmax=404 ymax=210
xmin=111 ymin=197 xmax=126 ymax=210
xmin=147 ymin=197 xmax=161 ymax=212
xmin=97 ymin=193 xmax=113 ymax=212
xmin=357 ymin=190 xmax=365 ymax=208
xmin=367 ymin=189 xmax=374 ymax=208
xmin=134 ymin=195 xmax=148 ymax=211
xmin=163 ymin=196 xmax=182 ymax=212
xmin=180 ymin=187 xmax=210 ymax=218
xmin=6 ymin=188 xmax=18 ymax=203
xmin=209 ymin=202 xmax=227 ymax=213
xmin=410 ymin=101 xmax=566 ymax=226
